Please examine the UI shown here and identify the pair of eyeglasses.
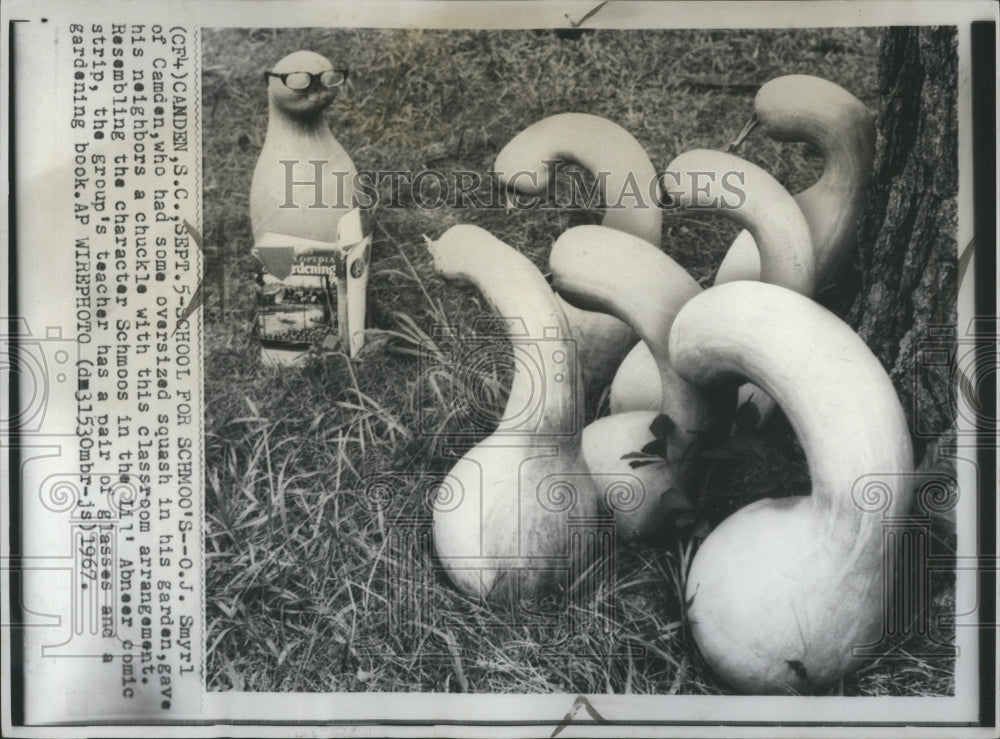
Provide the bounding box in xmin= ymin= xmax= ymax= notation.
xmin=264 ymin=69 xmax=349 ymax=90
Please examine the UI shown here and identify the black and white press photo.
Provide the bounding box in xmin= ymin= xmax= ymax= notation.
xmin=202 ymin=22 xmax=959 ymax=694
xmin=2 ymin=1 xmax=997 ymax=736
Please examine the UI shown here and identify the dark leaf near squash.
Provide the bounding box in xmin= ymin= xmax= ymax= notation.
xmin=640 ymin=439 xmax=664 ymax=456
xmin=733 ymin=397 xmax=762 ymax=431
xmin=619 ymin=417 xmax=674 ymax=467
xmin=649 ymin=413 xmax=676 ymax=442
xmin=628 ymin=459 xmax=662 ymax=470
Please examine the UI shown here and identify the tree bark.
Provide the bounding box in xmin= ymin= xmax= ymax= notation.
xmin=839 ymin=26 xmax=959 ymax=459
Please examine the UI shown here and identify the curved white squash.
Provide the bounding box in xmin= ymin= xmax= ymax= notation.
xmin=670 ymin=281 xmax=913 ymax=694
xmin=610 ymin=149 xmax=814 ymax=415
xmin=495 ymin=113 xmax=662 ymax=389
xmin=716 ymin=74 xmax=876 ymax=290
xmin=495 ymin=113 xmax=662 ymax=245
xmin=429 ymin=225 xmax=600 ymax=601
xmin=549 ymin=225 xmax=730 ymax=538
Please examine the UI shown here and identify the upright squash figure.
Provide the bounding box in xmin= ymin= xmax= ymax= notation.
xmin=250 ymin=50 xmax=357 ymax=241
xmin=429 ymin=225 xmax=602 ymax=603
xmin=717 ymin=74 xmax=876 ymax=289
xmin=493 ymin=113 xmax=663 ymax=389
xmin=549 ymin=225 xmax=720 ymax=539
xmin=250 ymin=51 xmax=370 ymax=361
xmin=670 ymin=281 xmax=913 ymax=694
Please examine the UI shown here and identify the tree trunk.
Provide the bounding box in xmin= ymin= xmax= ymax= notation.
xmin=838 ymin=26 xmax=959 ymax=460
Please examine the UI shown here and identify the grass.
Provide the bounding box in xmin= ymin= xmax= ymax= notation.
xmin=201 ymin=26 xmax=956 ymax=696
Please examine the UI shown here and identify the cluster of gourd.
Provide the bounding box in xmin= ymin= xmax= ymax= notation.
xmin=430 ymin=75 xmax=916 ymax=695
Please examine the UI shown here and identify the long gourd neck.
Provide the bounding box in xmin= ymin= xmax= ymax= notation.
xmin=495 ymin=113 xmax=662 ymax=246
xmin=792 ymin=106 xmax=875 ymax=284
xmin=550 ymin=226 xmax=711 ymax=445
xmin=670 ymin=282 xmax=914 ymax=539
xmin=668 ymin=149 xmax=816 ymax=296
xmin=757 ymin=79 xmax=875 ymax=286
xmin=430 ymin=225 xmax=581 ymax=441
